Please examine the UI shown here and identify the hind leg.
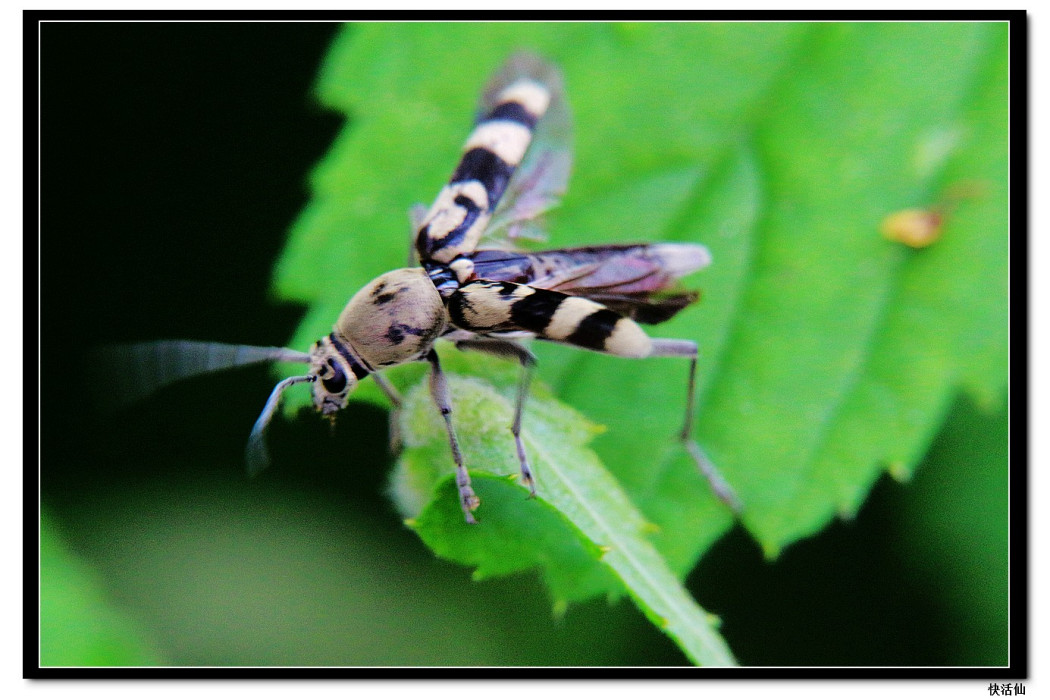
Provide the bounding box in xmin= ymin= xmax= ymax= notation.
xmin=649 ymin=339 xmax=741 ymax=513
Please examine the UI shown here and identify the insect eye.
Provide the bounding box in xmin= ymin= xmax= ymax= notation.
xmin=321 ymin=360 xmax=347 ymax=394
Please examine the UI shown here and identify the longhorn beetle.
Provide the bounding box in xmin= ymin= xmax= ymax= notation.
xmin=99 ymin=53 xmax=741 ymax=523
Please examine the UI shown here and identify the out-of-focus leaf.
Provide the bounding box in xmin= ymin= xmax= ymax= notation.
xmin=40 ymin=510 xmax=163 ymax=666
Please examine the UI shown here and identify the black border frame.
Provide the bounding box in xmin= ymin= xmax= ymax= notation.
xmin=25 ymin=8 xmax=1028 ymax=680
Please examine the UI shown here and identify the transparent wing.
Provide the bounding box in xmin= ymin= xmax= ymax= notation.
xmin=406 ymin=203 xmax=428 ymax=265
xmin=471 ymin=243 xmax=710 ymax=293
xmin=87 ymin=340 xmax=310 ymax=411
xmin=467 ymin=243 xmax=710 ymax=325
xmin=479 ymin=52 xmax=573 ymax=249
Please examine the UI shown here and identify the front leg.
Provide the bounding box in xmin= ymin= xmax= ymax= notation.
xmin=453 ymin=335 xmax=538 ymax=496
xmin=370 ymin=372 xmax=403 ymax=453
xmin=425 ymin=348 xmax=481 ymax=524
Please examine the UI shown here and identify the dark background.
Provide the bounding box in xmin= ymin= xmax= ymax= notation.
xmin=38 ymin=21 xmax=1008 ymax=667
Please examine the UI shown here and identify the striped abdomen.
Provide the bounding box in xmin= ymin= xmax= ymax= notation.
xmin=446 ymin=280 xmax=652 ymax=358
xmin=415 ymin=75 xmax=552 ymax=264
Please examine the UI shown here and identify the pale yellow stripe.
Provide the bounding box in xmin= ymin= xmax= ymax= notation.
xmin=423 ymin=181 xmax=491 ymax=241
xmin=463 ymin=121 xmax=533 ymax=166
xmin=604 ymin=319 xmax=653 ymax=359
xmin=544 ymin=297 xmax=604 ymax=340
xmin=497 ymin=80 xmax=551 ymax=117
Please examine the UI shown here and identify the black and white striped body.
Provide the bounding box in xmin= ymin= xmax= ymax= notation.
xmin=415 ymin=66 xmax=553 ymax=266
xmin=446 ymin=280 xmax=653 ymax=358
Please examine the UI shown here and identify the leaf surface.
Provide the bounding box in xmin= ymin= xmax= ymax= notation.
xmin=390 ymin=361 xmax=735 ymax=665
xmin=270 ymin=22 xmax=1008 ymax=662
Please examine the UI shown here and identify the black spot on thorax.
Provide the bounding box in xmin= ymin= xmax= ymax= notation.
xmin=371 ymin=281 xmax=402 ymax=306
xmin=385 ymin=322 xmax=429 ymax=345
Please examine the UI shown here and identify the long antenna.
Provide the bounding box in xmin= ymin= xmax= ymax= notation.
xmin=87 ymin=341 xmax=311 ymax=411
xmin=245 ymin=374 xmax=317 ymax=477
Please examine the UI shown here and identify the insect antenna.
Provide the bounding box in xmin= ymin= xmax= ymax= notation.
xmin=86 ymin=340 xmax=311 ymax=411
xmin=245 ymin=374 xmax=317 ymax=477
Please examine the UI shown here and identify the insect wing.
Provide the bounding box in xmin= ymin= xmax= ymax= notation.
xmin=480 ymin=54 xmax=573 ymax=248
xmin=468 ymin=243 xmax=710 ymax=324
xmin=87 ymin=340 xmax=310 ymax=411
xmin=414 ymin=53 xmax=566 ymax=263
xmin=533 ymin=243 xmax=710 ymax=294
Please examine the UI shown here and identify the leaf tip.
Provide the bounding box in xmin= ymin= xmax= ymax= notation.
xmin=705 ymin=612 xmax=723 ymax=628
xmin=403 ymin=518 xmax=418 ymax=529
xmin=761 ymin=542 xmax=782 ymax=562
xmin=887 ymin=460 xmax=911 ymax=482
xmin=552 ymin=599 xmax=569 ymax=619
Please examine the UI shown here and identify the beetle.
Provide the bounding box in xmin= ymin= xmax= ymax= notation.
xmin=98 ymin=53 xmax=740 ymax=523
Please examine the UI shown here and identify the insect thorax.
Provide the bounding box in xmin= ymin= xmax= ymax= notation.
xmin=333 ymin=268 xmax=448 ymax=368
xmin=424 ymin=256 xmax=476 ymax=299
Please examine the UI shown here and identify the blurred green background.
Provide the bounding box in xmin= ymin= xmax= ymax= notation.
xmin=40 ymin=22 xmax=1010 ymax=666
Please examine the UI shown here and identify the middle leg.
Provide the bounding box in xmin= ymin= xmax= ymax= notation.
xmin=453 ymin=334 xmax=538 ymax=496
xmin=370 ymin=371 xmax=404 ymax=453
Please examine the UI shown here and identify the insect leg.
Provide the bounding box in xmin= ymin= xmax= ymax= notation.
xmin=370 ymin=372 xmax=404 ymax=453
xmin=649 ymin=339 xmax=742 ymax=513
xmin=454 ymin=337 xmax=538 ymax=496
xmin=425 ymin=348 xmax=481 ymax=523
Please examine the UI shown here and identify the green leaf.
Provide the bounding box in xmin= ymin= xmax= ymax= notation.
xmin=694 ymin=22 xmax=1008 ymax=552
xmin=389 ymin=356 xmax=735 ymax=666
xmin=271 ymin=22 xmax=1007 ymax=663
xmin=40 ymin=509 xmax=163 ymax=666
xmin=549 ymin=149 xmax=761 ymax=574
